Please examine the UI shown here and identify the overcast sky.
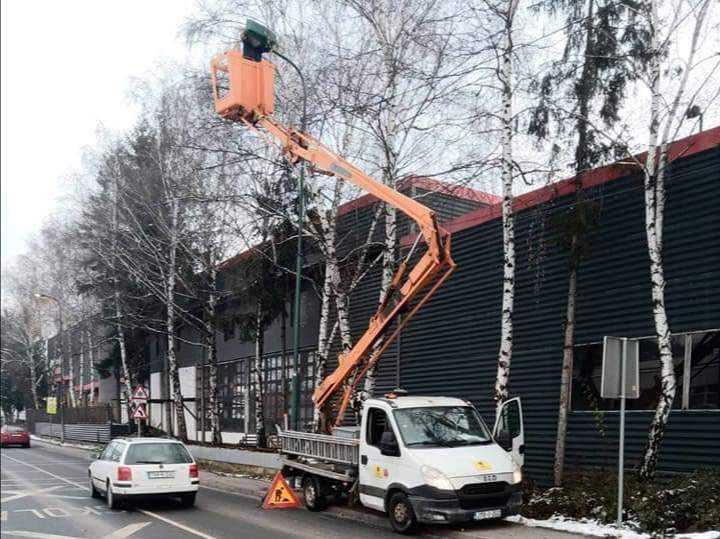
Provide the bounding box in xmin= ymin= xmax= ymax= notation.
xmin=1 ymin=0 xmax=196 ymax=265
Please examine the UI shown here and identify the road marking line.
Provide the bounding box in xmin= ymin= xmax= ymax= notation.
xmin=102 ymin=522 xmax=151 ymax=539
xmin=1 ymin=454 xmax=216 ymax=539
xmin=1 ymin=486 xmax=64 ymax=503
xmin=0 ymin=531 xmax=82 ymax=539
xmin=136 ymin=510 xmax=214 ymax=539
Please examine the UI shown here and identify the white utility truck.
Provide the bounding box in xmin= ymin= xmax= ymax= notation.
xmin=277 ymin=394 xmax=524 ymax=534
xmin=209 ymin=20 xmax=526 ymax=534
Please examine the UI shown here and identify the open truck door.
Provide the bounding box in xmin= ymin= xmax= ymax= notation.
xmin=493 ymin=397 xmax=524 ymax=467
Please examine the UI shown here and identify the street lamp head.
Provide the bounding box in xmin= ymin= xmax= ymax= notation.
xmin=241 ymin=19 xmax=278 ymax=61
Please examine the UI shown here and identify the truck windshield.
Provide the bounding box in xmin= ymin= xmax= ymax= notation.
xmin=393 ymin=406 xmax=492 ymax=448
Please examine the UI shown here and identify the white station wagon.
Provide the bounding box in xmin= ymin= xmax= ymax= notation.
xmin=88 ymin=437 xmax=199 ymax=509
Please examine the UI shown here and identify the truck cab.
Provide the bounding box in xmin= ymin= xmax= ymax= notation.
xmin=358 ymin=395 xmax=524 ymax=533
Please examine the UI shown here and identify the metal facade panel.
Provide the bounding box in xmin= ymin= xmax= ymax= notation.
xmin=369 ymin=147 xmax=719 ymax=483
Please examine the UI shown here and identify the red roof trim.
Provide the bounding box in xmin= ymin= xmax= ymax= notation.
xmin=220 ymin=177 xmax=501 ymax=271
xmin=336 ymin=176 xmax=500 ymax=217
xmin=217 ymin=247 xmax=255 ymax=272
xmin=419 ymin=126 xmax=719 ymax=242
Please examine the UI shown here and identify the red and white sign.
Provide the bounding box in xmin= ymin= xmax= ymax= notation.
xmin=131 ymin=386 xmax=149 ymax=403
xmin=132 ymin=404 xmax=148 ymax=420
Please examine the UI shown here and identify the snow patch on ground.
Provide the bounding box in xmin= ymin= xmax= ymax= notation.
xmin=506 ymin=515 xmax=719 ymax=538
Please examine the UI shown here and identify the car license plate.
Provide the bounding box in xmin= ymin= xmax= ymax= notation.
xmin=473 ymin=509 xmax=502 ymax=521
xmin=147 ymin=471 xmax=175 ymax=479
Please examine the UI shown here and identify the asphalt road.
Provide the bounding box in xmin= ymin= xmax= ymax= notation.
xmin=0 ymin=443 xmax=399 ymax=539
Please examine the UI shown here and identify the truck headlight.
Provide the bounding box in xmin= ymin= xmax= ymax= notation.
xmin=513 ymin=468 xmax=522 ymax=484
xmin=421 ymin=465 xmax=453 ymax=490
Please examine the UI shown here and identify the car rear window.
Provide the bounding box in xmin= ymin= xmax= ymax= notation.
xmin=123 ymin=443 xmax=193 ymax=465
xmin=2 ymin=426 xmax=25 ymax=433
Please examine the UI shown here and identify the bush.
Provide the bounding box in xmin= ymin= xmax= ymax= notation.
xmin=522 ymin=469 xmax=720 ymax=536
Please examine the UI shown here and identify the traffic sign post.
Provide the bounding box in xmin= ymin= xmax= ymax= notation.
xmin=601 ymin=336 xmax=640 ymax=528
xmin=131 ymin=386 xmax=149 ymax=438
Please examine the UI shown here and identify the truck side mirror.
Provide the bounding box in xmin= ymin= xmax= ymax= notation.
xmin=380 ymin=431 xmax=400 ymax=457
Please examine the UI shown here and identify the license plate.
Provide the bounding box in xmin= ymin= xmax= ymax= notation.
xmin=473 ymin=509 xmax=502 ymax=521
xmin=147 ymin=471 xmax=175 ymax=479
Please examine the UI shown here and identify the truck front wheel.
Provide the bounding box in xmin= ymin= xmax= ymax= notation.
xmin=388 ymin=492 xmax=418 ymax=535
xmin=302 ymin=475 xmax=327 ymax=511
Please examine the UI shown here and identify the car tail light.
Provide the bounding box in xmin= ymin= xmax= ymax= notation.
xmin=189 ymin=464 xmax=198 ymax=478
xmin=117 ymin=466 xmax=132 ymax=481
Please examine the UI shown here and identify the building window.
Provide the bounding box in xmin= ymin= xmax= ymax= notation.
xmin=572 ymin=330 xmax=718 ymax=411
xmin=222 ymin=319 xmax=235 ymax=341
xmin=688 ymin=332 xmax=719 ymax=409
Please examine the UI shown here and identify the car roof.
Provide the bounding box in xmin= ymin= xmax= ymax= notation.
xmin=366 ymin=395 xmax=470 ymax=409
xmin=114 ymin=437 xmax=186 ymax=444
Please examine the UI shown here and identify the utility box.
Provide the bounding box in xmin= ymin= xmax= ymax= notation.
xmin=211 ymin=50 xmax=275 ymax=122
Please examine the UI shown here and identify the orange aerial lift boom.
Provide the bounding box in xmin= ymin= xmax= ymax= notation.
xmin=211 ymin=41 xmax=456 ymax=428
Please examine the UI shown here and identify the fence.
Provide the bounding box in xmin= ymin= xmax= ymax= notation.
xmin=27 ymin=405 xmax=128 ymax=445
xmin=27 ymin=404 xmax=116 ymax=426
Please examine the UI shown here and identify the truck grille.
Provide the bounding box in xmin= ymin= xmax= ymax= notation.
xmin=458 ymin=482 xmax=511 ymax=510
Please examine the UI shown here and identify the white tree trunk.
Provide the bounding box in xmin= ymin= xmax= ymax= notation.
xmin=312 ymin=254 xmax=334 ymax=431
xmin=494 ymin=0 xmax=519 ymax=412
xmin=67 ymin=336 xmax=77 ymax=408
xmin=638 ymin=3 xmax=673 ymax=476
xmin=25 ymin=336 xmax=40 ymax=410
xmin=78 ymin=329 xmax=86 ymax=406
xmin=166 ymin=197 xmax=187 ymax=441
xmin=111 ymin=174 xmax=134 ymax=417
xmin=554 ymin=263 xmax=577 ymax=485
xmin=252 ymin=301 xmax=266 ymax=447
xmin=86 ymin=329 xmax=96 ymax=404
xmin=204 ymin=265 xmax=222 ymax=444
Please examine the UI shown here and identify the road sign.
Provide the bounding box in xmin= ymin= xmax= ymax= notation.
xmin=46 ymin=397 xmax=57 ymax=415
xmin=131 ymin=404 xmax=148 ymax=420
xmin=601 ymin=336 xmax=640 ymax=529
xmin=132 ymin=386 xmax=149 ymax=403
xmin=601 ymin=336 xmax=639 ymax=399
xmin=262 ymin=472 xmax=301 ymax=510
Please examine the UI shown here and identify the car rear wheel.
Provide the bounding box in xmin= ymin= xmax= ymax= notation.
xmin=302 ymin=475 xmax=327 ymax=511
xmin=388 ymin=492 xmax=418 ymax=535
xmin=180 ymin=493 xmax=196 ymax=507
xmin=90 ymin=476 xmax=101 ymax=499
xmin=106 ymin=481 xmax=122 ymax=510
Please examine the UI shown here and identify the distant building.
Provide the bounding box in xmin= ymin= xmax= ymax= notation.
xmin=46 ymin=319 xmax=120 ymax=407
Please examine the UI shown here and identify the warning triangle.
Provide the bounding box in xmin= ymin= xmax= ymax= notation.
xmin=262 ymin=472 xmax=301 ymax=510
xmin=132 ymin=404 xmax=148 ymax=420
xmin=132 ymin=386 xmax=149 ymax=401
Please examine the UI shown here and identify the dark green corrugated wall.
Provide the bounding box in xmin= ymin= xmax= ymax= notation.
xmin=368 ymin=146 xmax=719 ymax=483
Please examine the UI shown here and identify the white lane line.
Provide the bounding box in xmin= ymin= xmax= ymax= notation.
xmin=0 ymin=531 xmax=82 ymax=539
xmin=131 ymin=511 xmax=215 ymax=539
xmin=1 ymin=485 xmax=64 ymax=503
xmin=102 ymin=522 xmax=151 ymax=539
xmin=1 ymin=455 xmax=216 ymax=539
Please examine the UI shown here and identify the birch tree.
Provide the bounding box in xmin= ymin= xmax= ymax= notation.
xmin=637 ymin=0 xmax=713 ymax=480
xmin=483 ymin=0 xmax=520 ymax=411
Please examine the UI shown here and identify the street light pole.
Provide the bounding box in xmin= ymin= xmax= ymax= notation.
xmin=273 ymin=50 xmax=308 ymax=430
xmin=240 ymin=21 xmax=309 ymax=430
xmin=36 ymin=293 xmax=67 ymax=442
